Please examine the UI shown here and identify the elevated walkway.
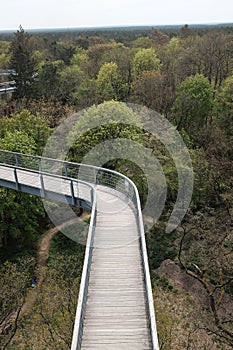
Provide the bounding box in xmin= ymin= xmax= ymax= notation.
xmin=0 ymin=149 xmax=159 ymax=350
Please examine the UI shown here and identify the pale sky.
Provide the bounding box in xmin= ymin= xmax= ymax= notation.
xmin=1 ymin=0 xmax=233 ymax=31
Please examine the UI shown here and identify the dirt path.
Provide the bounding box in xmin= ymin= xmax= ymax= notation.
xmin=0 ymin=213 xmax=90 ymax=334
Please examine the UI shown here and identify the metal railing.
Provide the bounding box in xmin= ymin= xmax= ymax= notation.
xmin=0 ymin=86 xmax=16 ymax=95
xmin=0 ymin=149 xmax=159 ymax=350
xmin=0 ymin=153 xmax=94 ymax=210
xmin=70 ymin=184 xmax=97 ymax=350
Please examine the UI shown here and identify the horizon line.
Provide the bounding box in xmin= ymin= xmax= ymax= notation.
xmin=1 ymin=22 xmax=233 ymax=32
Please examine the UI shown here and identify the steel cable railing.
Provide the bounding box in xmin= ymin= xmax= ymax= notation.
xmin=0 ymin=149 xmax=159 ymax=350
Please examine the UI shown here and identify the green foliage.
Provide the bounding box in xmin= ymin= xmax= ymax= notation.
xmin=133 ymin=48 xmax=161 ymax=77
xmin=10 ymin=232 xmax=84 ymax=349
xmin=173 ymin=74 xmax=213 ymax=133
xmin=48 ymin=231 xmax=85 ymax=277
xmin=0 ymin=40 xmax=10 ymax=54
xmin=73 ymin=78 xmax=99 ymax=108
xmin=215 ymin=75 xmax=233 ymax=136
xmin=153 ymin=274 xmax=175 ymax=292
xmin=10 ymin=26 xmax=37 ymax=100
xmin=132 ymin=36 xmax=153 ymax=48
xmin=0 ymin=26 xmax=232 ymax=349
xmin=58 ymin=64 xmax=85 ymax=104
xmin=101 ymin=44 xmax=133 ymax=100
xmin=0 ymin=53 xmax=10 ymax=69
xmin=31 ymin=49 xmax=44 ymax=70
xmin=0 ymin=110 xmax=49 ymax=253
xmin=71 ymin=50 xmax=88 ymax=67
xmin=0 ymin=189 xmax=45 ymax=252
xmin=142 ymin=134 xmax=179 ymax=205
xmin=0 ymin=130 xmax=36 ymax=154
xmin=190 ymin=149 xmax=212 ymax=206
xmin=131 ymin=70 xmax=165 ymax=112
xmin=0 ymin=109 xmax=51 ymax=154
xmin=67 ymin=100 xmax=143 ymax=162
xmin=36 ymin=60 xmax=65 ymax=101
xmin=0 ymin=257 xmax=35 ymax=348
xmin=51 ymin=40 xmax=76 ymax=65
xmin=97 ymin=61 xmax=120 ymax=100
xmin=147 ymin=224 xmax=177 ymax=270
xmin=86 ymin=42 xmax=117 ymax=78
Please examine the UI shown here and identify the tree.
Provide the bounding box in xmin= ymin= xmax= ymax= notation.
xmin=172 ymin=74 xmax=213 ymax=134
xmin=0 ymin=110 xmax=49 ymax=250
xmin=158 ymin=37 xmax=186 ymax=116
xmin=49 ymin=40 xmax=76 ymax=65
xmin=36 ymin=60 xmax=64 ymax=101
xmin=0 ymin=41 xmax=10 ymax=55
xmin=58 ymin=42 xmax=76 ymax=65
xmin=180 ymin=24 xmax=192 ymax=38
xmin=200 ymin=32 xmax=233 ymax=89
xmin=102 ymin=43 xmax=134 ymax=100
xmin=151 ymin=28 xmax=169 ymax=47
xmin=178 ymin=208 xmax=233 ymax=347
xmin=0 ymin=109 xmax=51 ymax=154
xmin=58 ymin=65 xmax=85 ymax=104
xmin=71 ymin=50 xmax=88 ymax=67
xmin=0 ymin=54 xmax=10 ymax=70
xmin=6 ymin=232 xmax=85 ymax=349
xmin=0 ymin=130 xmax=36 ymax=155
xmin=131 ymin=70 xmax=165 ymax=113
xmin=215 ymin=75 xmax=233 ymax=136
xmin=0 ymin=188 xmax=44 ymax=250
xmin=132 ymin=36 xmax=153 ymax=49
xmin=0 ymin=258 xmax=34 ymax=349
xmin=97 ymin=62 xmax=121 ymax=101
xmin=0 ymin=41 xmax=10 ymax=70
xmin=179 ymin=32 xmax=233 ymax=89
xmin=86 ymin=42 xmax=117 ymax=78
xmin=73 ymin=78 xmax=99 ymax=109
xmin=132 ymin=48 xmax=161 ymax=77
xmin=68 ymin=100 xmax=143 ymax=162
xmin=10 ymin=26 xmax=37 ymax=100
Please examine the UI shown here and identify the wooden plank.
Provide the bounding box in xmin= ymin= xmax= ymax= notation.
xmin=81 ymin=188 xmax=152 ymax=349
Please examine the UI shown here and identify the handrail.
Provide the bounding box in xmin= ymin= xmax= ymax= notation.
xmin=0 ymin=149 xmax=135 ymax=202
xmin=0 ymin=162 xmax=94 ymax=209
xmin=0 ymin=149 xmax=159 ymax=350
xmin=71 ymin=189 xmax=97 ymax=350
xmin=135 ymin=186 xmax=160 ymax=350
xmin=0 ymin=87 xmax=16 ymax=95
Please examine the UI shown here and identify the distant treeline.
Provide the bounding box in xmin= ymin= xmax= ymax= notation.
xmin=0 ymin=23 xmax=233 ymax=42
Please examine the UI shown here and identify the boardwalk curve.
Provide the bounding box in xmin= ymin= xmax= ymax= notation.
xmin=0 ymin=149 xmax=159 ymax=350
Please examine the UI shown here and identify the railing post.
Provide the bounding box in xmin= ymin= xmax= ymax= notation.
xmin=39 ymin=158 xmax=42 ymax=173
xmin=14 ymin=168 xmax=19 ymax=191
xmin=64 ymin=162 xmax=68 ymax=177
xmin=70 ymin=180 xmax=75 ymax=205
xmin=40 ymin=174 xmax=45 ymax=198
xmin=90 ymin=187 xmax=94 ymax=205
xmin=93 ymin=168 xmax=97 ymax=185
xmin=15 ymin=153 xmax=19 ymax=167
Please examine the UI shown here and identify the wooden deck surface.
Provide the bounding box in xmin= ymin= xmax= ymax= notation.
xmin=0 ymin=165 xmax=152 ymax=349
xmin=81 ymin=188 xmax=151 ymax=349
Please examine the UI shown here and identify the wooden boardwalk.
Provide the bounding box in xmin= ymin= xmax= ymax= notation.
xmin=0 ymin=159 xmax=157 ymax=350
xmin=81 ymin=188 xmax=151 ymax=349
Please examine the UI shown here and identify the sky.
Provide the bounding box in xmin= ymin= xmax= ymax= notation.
xmin=1 ymin=0 xmax=233 ymax=31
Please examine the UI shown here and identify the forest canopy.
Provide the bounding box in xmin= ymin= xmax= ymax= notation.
xmin=0 ymin=23 xmax=232 ymax=349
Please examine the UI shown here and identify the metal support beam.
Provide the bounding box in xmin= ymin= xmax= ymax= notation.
xmin=14 ymin=168 xmax=19 ymax=191
xmin=40 ymin=174 xmax=45 ymax=198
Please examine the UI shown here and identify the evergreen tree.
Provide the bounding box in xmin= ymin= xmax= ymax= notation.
xmin=10 ymin=26 xmax=37 ymax=100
